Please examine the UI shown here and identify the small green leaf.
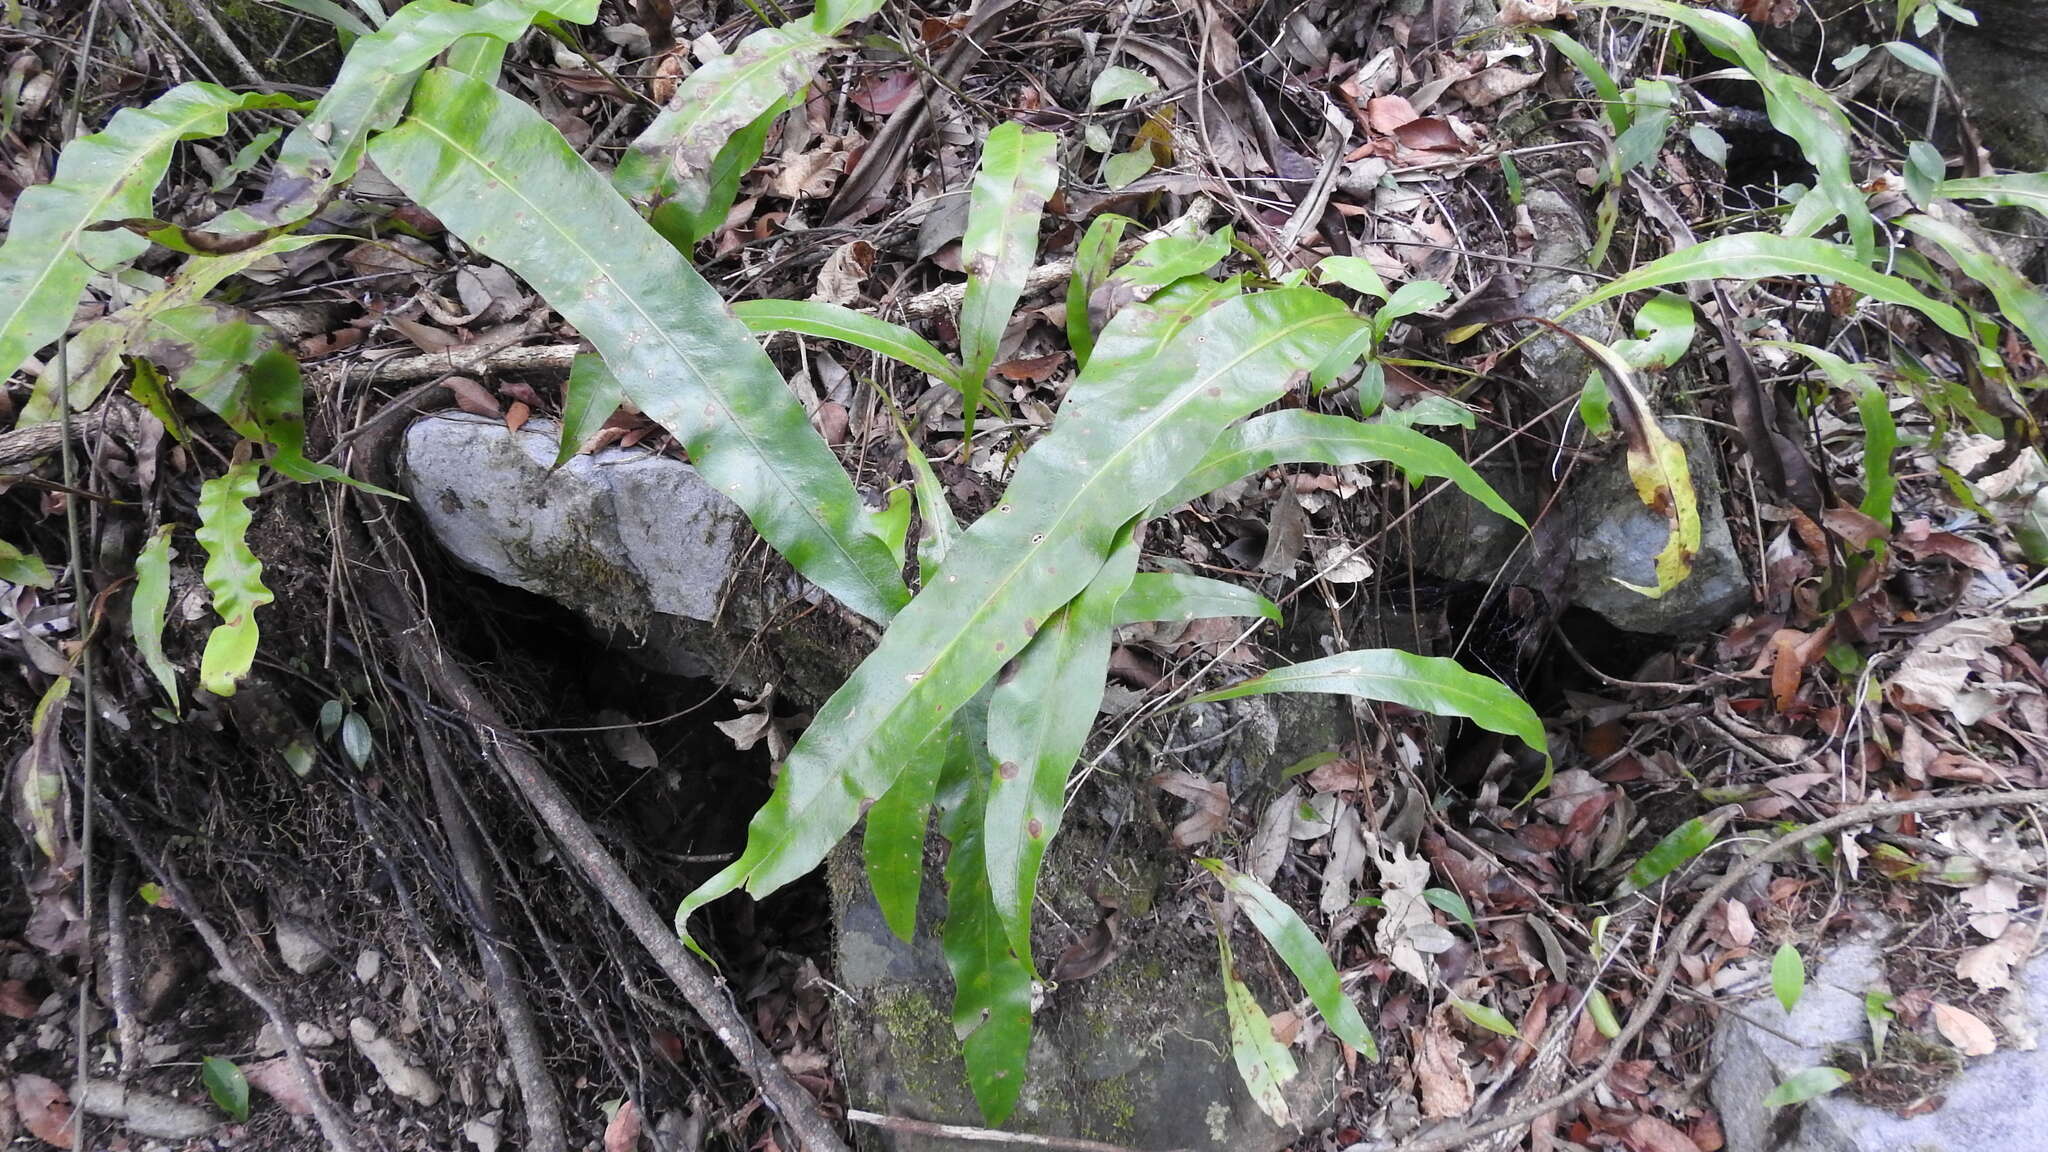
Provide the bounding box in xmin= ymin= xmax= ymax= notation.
xmin=1616 ymin=810 xmax=1732 ymax=895
xmin=1088 ymin=65 xmax=1158 ymax=108
xmin=1452 ymin=997 xmax=1519 ymax=1037
xmin=1316 ymin=255 xmax=1389 ymax=300
xmin=1101 ymin=147 xmax=1153 ymax=190
xmin=1881 ymin=40 xmax=1946 ymax=76
xmin=202 ymin=1055 xmax=250 ymax=1121
xmin=1689 ymin=123 xmax=1728 ymax=165
xmin=131 ymin=526 xmax=179 ymax=707
xmin=1589 ymin=987 xmax=1621 ymax=1038
xmin=1219 ymin=934 xmax=1299 ymax=1126
xmin=1422 ymin=887 xmax=1476 ymax=932
xmin=0 ymin=537 xmax=54 ymax=589
xmin=1762 ymin=1066 xmax=1852 ymax=1108
xmin=1201 ymin=860 xmax=1378 ymax=1060
xmin=196 ymin=461 xmax=274 ymax=698
xmin=1773 ymin=941 xmax=1806 ymax=1013
xmin=1192 ymin=650 xmax=1547 ymax=768
xmin=340 ymin=711 xmax=374 ymax=769
xmin=1866 ymin=988 xmax=1896 ymax=1059
xmin=555 ymin=354 xmax=623 ymax=469
xmin=138 ymin=882 xmax=169 ymax=908
xmin=1905 ymin=141 xmax=1945 ymax=208
xmin=1376 ymin=280 xmax=1451 ymax=330
xmin=1114 ymin=228 xmax=1233 ymax=294
xmin=958 ymin=123 xmax=1060 ymax=443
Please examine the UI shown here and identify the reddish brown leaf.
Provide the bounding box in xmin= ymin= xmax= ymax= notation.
xmin=1365 ymin=95 xmax=1419 ymax=134
xmin=605 ymin=1099 xmax=642 ymax=1152
xmin=852 ymin=69 xmax=918 ymax=115
xmin=13 ymin=1074 xmax=71 ymax=1149
xmin=1149 ymin=770 xmax=1229 ymax=849
xmin=994 ymin=352 xmax=1066 ymax=382
xmin=504 ymin=400 xmax=532 ymax=434
xmin=1624 ymin=1113 xmax=1703 ymax=1152
xmin=0 ymin=980 xmax=38 ymax=1020
xmin=244 ymin=1057 xmax=316 ymax=1116
xmin=1393 ymin=117 xmax=1464 ymax=153
xmin=444 ymin=376 xmax=501 ymax=418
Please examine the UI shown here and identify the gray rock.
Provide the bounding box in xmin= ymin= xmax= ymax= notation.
xmin=1566 ymin=419 xmax=1752 ymax=635
xmin=833 ymin=694 xmax=1358 ymax=1152
xmin=401 ymin=413 xmax=864 ymax=698
xmin=1712 ymin=934 xmax=2048 ymax=1152
xmin=402 ymin=413 xmax=746 ymax=629
xmin=79 ymin=1079 xmax=217 ymax=1139
xmin=1517 ymin=188 xmax=1616 ymax=409
xmin=272 ymin=916 xmax=332 ymax=975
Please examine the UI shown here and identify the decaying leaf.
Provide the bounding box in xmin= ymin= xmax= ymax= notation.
xmin=1932 ymin=1002 xmax=1998 ymax=1056
xmin=1320 ymin=805 xmax=1368 ymax=916
xmin=1375 ymin=842 xmax=1443 ymax=985
xmin=1956 ymin=924 xmax=2031 ymax=992
xmin=1151 ymin=770 xmax=1230 ymax=849
xmin=1415 ymin=1014 xmax=1474 ymax=1118
xmin=1888 ymin=617 xmax=2014 ymax=724
xmin=1219 ymin=936 xmax=1297 ymax=1127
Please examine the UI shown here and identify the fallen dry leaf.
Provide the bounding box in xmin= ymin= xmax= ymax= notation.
xmin=604 ymin=1099 xmax=642 ymax=1152
xmin=1500 ymin=0 xmax=1570 ymax=22
xmin=1320 ymin=805 xmax=1369 ymax=916
xmin=1956 ymin=923 xmax=2031 ymax=992
xmin=1248 ymin=789 xmax=1298 ymax=885
xmin=1932 ymin=1002 xmax=1998 ymax=1056
xmin=1366 ymin=94 xmax=1419 ymax=134
xmin=445 ymin=376 xmax=502 ymax=418
xmin=1415 ymin=1016 xmax=1474 ymax=1118
xmin=244 ymin=1057 xmax=315 ymax=1116
xmin=0 ymin=979 xmax=39 ymax=1020
xmin=1452 ymin=66 xmax=1541 ymax=108
xmin=1150 ymin=771 xmax=1230 ymax=849
xmin=12 ymin=1074 xmax=71 ymax=1149
xmin=1888 ymin=617 xmax=2013 ymax=721
xmin=1625 ymin=1113 xmax=1704 ymax=1152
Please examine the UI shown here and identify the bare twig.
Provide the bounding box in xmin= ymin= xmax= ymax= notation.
xmin=104 ymin=863 xmax=144 ymax=1077
xmin=418 ymin=719 xmax=567 ymax=1152
xmin=845 ymin=1110 xmax=1183 ymax=1152
xmin=1367 ymin=787 xmax=2048 ymax=1152
xmin=95 ymin=800 xmax=362 ymax=1152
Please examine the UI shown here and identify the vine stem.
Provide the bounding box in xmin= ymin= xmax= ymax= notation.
xmin=1369 ymin=786 xmax=2048 ymax=1152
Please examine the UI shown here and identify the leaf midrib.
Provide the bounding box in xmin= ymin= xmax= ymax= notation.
xmin=400 ymin=104 xmax=903 ymax=617
xmin=740 ymin=306 xmax=1345 ymax=890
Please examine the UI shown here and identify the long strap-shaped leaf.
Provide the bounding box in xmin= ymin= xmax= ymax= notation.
xmin=1899 ymin=214 xmax=2048 ymax=356
xmin=0 ymin=84 xmax=303 ymax=383
xmin=1150 ymin=409 xmax=1526 ymax=524
xmin=212 ymin=0 xmax=599 ymax=232
xmin=731 ymin=299 xmax=961 ymax=384
xmin=677 ymin=288 xmax=1357 ymax=933
xmin=1114 ymin=572 xmax=1281 ymax=626
xmin=1194 ymin=649 xmax=1548 ymax=764
xmin=1564 ymin=232 xmax=1971 ymax=339
xmin=983 ymin=527 xmax=1138 ymax=969
xmin=957 ymin=124 xmax=1060 ymax=441
xmin=371 ymin=69 xmax=910 ymax=622
xmin=1202 ymin=860 xmax=1379 ymax=1061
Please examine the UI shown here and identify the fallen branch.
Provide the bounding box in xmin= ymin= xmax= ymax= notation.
xmin=1376 ymin=787 xmax=2048 ymax=1152
xmin=845 ymin=1110 xmax=1183 ymax=1152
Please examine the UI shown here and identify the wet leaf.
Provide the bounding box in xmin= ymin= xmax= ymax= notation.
xmin=203 ymin=1056 xmax=251 ymax=1122
xmin=1772 ymin=942 xmax=1806 ymax=1013
xmin=0 ymin=83 xmax=303 ymax=384
xmin=196 ymin=460 xmax=273 ymax=698
xmin=1152 ymin=410 xmax=1523 ymax=525
xmin=131 ymin=526 xmax=179 ymax=707
xmin=213 ymin=0 xmax=597 ymax=232
xmin=1219 ymin=934 xmax=1298 ymax=1126
xmin=675 ymin=288 xmax=1355 ymax=934
xmin=1761 ymin=1066 xmax=1851 ymax=1108
xmin=958 ymin=123 xmax=1059 ymax=442
xmin=986 ymin=531 xmax=1137 ymax=965
xmin=1202 ymin=860 xmax=1378 ymax=1060
xmin=372 ymin=69 xmax=910 ymax=623
xmin=555 ymin=354 xmax=623 ymax=468
xmin=1192 ymin=649 xmax=1547 ymax=768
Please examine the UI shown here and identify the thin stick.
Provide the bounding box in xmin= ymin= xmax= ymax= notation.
xmin=845 ymin=1110 xmax=1183 ymax=1152
xmin=1366 ymin=787 xmax=2048 ymax=1152
xmin=95 ymin=797 xmax=362 ymax=1152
